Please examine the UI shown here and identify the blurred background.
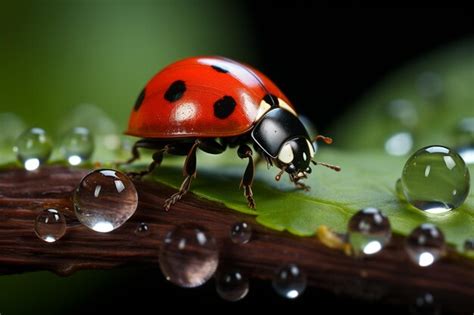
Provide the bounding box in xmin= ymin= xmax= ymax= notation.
xmin=1 ymin=1 xmax=473 ymax=313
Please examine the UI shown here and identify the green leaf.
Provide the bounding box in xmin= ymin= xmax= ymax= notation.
xmin=146 ymin=148 xmax=473 ymax=253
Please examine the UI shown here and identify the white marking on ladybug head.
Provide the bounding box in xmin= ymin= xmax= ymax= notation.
xmin=173 ymin=102 xmax=197 ymax=122
xmin=278 ymin=143 xmax=294 ymax=164
xmin=278 ymin=98 xmax=297 ymax=116
xmin=255 ymin=98 xmax=272 ymax=121
xmin=302 ymin=152 xmax=307 ymax=161
xmin=306 ymin=139 xmax=315 ymax=158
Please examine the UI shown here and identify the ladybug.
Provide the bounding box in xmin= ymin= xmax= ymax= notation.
xmin=124 ymin=56 xmax=340 ymax=210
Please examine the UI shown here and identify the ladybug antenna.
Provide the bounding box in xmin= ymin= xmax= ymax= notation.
xmin=311 ymin=160 xmax=341 ymax=172
xmin=313 ymin=135 xmax=333 ymax=145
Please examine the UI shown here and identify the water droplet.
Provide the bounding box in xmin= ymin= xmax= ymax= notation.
xmin=272 ymin=264 xmax=306 ymax=299
xmin=135 ymin=222 xmax=150 ymax=236
xmin=347 ymin=208 xmax=391 ymax=256
xmin=215 ymin=269 xmax=249 ymax=302
xmin=159 ymin=224 xmax=218 ymax=288
xmin=410 ymin=292 xmax=441 ymax=315
xmin=61 ymin=127 xmax=94 ymax=165
xmin=405 ymin=224 xmax=445 ymax=267
xmin=73 ymin=169 xmax=138 ymax=233
xmin=400 ymin=145 xmax=470 ymax=213
xmin=417 ymin=72 xmax=444 ymax=102
xmin=34 ymin=208 xmax=66 ymax=243
xmin=385 ymin=131 xmax=413 ymax=156
xmin=230 ymin=221 xmax=252 ymax=244
xmin=13 ymin=128 xmax=53 ymax=171
xmin=464 ymin=238 xmax=474 ymax=252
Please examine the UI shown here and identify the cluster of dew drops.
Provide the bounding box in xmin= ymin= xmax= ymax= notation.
xmin=6 ymin=123 xmax=306 ymax=302
xmin=2 ymin=71 xmax=474 ymax=307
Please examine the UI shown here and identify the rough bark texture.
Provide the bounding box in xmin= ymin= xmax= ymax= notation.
xmin=0 ymin=166 xmax=472 ymax=313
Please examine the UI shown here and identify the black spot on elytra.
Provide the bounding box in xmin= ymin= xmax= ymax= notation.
xmin=134 ymin=88 xmax=146 ymax=111
xmin=263 ymin=94 xmax=279 ymax=107
xmin=211 ymin=65 xmax=229 ymax=73
xmin=164 ymin=80 xmax=186 ymax=102
xmin=214 ymin=96 xmax=236 ymax=119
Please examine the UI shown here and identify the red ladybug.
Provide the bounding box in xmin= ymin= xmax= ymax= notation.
xmin=124 ymin=56 xmax=339 ymax=210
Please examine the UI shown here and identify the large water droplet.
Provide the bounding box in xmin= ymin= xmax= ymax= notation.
xmin=230 ymin=221 xmax=252 ymax=244
xmin=215 ymin=269 xmax=249 ymax=302
xmin=73 ymin=169 xmax=138 ymax=233
xmin=405 ymin=224 xmax=445 ymax=267
xmin=347 ymin=208 xmax=391 ymax=256
xmin=400 ymin=145 xmax=470 ymax=213
xmin=272 ymin=264 xmax=306 ymax=299
xmin=61 ymin=127 xmax=94 ymax=165
xmin=159 ymin=224 xmax=218 ymax=288
xmin=34 ymin=208 xmax=66 ymax=243
xmin=13 ymin=128 xmax=53 ymax=171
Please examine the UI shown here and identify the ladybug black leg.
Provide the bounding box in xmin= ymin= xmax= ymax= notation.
xmin=289 ymin=173 xmax=311 ymax=191
xmin=127 ymin=149 xmax=165 ymax=180
xmin=163 ymin=140 xmax=199 ymax=211
xmin=293 ymin=179 xmax=311 ymax=191
xmin=119 ymin=139 xmax=165 ymax=167
xmin=237 ymin=144 xmax=256 ymax=209
xmin=198 ymin=139 xmax=226 ymax=154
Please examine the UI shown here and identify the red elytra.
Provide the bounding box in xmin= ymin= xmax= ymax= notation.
xmin=123 ymin=56 xmax=339 ymax=211
xmin=126 ymin=56 xmax=295 ymax=138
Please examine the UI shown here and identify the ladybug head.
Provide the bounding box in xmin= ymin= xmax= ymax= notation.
xmin=276 ymin=137 xmax=314 ymax=176
xmin=251 ymin=108 xmax=314 ymax=178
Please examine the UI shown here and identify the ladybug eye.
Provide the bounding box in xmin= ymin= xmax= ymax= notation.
xmin=306 ymin=167 xmax=312 ymax=174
